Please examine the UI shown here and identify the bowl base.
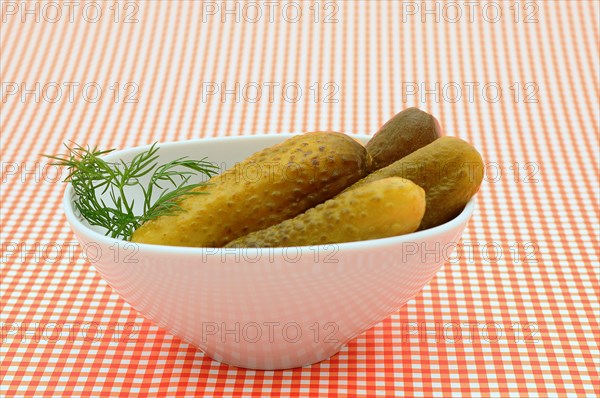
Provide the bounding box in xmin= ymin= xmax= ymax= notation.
xmin=200 ymin=347 xmax=345 ymax=370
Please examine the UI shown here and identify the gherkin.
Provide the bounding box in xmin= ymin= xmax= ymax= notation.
xmin=366 ymin=107 xmax=441 ymax=172
xmin=131 ymin=132 xmax=368 ymax=247
xmin=226 ymin=177 xmax=425 ymax=248
xmin=346 ymin=136 xmax=484 ymax=230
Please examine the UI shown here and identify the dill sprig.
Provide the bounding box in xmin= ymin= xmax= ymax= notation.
xmin=44 ymin=142 xmax=219 ymax=240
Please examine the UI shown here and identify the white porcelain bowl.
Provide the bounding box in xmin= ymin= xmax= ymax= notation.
xmin=63 ymin=134 xmax=475 ymax=370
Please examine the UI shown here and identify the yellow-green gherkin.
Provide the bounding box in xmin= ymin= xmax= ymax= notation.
xmin=131 ymin=132 xmax=368 ymax=247
xmin=226 ymin=177 xmax=425 ymax=248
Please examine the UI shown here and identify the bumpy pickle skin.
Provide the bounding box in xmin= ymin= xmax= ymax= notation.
xmin=346 ymin=136 xmax=484 ymax=231
xmin=225 ymin=177 xmax=425 ymax=248
xmin=365 ymin=107 xmax=442 ymax=172
xmin=131 ymin=132 xmax=368 ymax=247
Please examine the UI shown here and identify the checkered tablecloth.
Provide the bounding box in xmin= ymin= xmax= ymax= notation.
xmin=1 ymin=1 xmax=599 ymax=396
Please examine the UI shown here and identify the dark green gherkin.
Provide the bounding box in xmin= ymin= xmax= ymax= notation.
xmin=366 ymin=107 xmax=442 ymax=172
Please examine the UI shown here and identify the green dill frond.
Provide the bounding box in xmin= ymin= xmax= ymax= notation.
xmin=43 ymin=142 xmax=218 ymax=240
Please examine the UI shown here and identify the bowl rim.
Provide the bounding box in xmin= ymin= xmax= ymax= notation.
xmin=62 ymin=134 xmax=476 ymax=254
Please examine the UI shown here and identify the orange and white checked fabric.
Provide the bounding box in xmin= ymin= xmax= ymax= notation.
xmin=1 ymin=1 xmax=599 ymax=396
